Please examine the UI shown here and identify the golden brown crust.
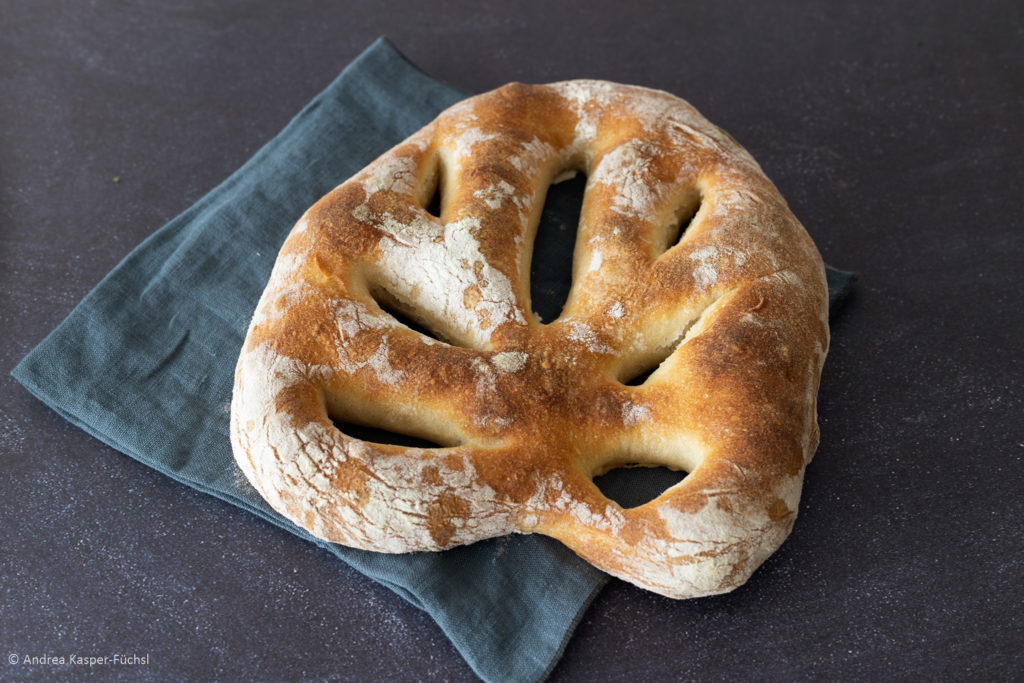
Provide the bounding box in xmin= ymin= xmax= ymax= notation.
xmin=230 ymin=80 xmax=829 ymax=599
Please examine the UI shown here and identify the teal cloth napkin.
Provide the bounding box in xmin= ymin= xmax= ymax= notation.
xmin=12 ymin=37 xmax=855 ymax=683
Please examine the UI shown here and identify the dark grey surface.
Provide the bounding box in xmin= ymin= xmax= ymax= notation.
xmin=2 ymin=1 xmax=1021 ymax=681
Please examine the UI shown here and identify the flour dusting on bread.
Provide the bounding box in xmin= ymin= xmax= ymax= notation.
xmin=231 ymin=79 xmax=830 ymax=599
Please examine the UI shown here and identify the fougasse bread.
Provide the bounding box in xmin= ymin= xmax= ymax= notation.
xmin=230 ymin=81 xmax=830 ymax=599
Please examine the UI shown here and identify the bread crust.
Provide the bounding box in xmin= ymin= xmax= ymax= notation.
xmin=230 ymin=81 xmax=829 ymax=599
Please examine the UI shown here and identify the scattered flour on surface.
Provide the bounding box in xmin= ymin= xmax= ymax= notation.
xmin=567 ymin=321 xmax=614 ymax=354
xmin=375 ymin=213 xmax=526 ymax=346
xmin=473 ymin=180 xmax=518 ymax=210
xmin=360 ymin=155 xmax=418 ymax=196
xmin=492 ymin=351 xmax=529 ymax=373
xmin=509 ymin=137 xmax=556 ymax=174
xmin=590 ymin=139 xmax=667 ymax=218
xmin=621 ymin=401 xmax=653 ymax=427
xmin=251 ymin=247 xmax=311 ymax=326
xmin=452 ymin=128 xmax=498 ymax=166
xmin=689 ymin=245 xmax=720 ymax=289
xmin=336 ymin=335 xmax=406 ymax=387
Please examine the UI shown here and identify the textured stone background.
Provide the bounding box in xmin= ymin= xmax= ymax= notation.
xmin=2 ymin=1 xmax=1021 ymax=680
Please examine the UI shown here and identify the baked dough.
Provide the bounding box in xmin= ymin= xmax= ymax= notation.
xmin=230 ymin=81 xmax=829 ymax=599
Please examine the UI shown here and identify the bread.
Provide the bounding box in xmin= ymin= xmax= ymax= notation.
xmin=230 ymin=80 xmax=830 ymax=599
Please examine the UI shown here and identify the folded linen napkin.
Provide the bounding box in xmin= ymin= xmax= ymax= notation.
xmin=12 ymin=37 xmax=855 ymax=683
